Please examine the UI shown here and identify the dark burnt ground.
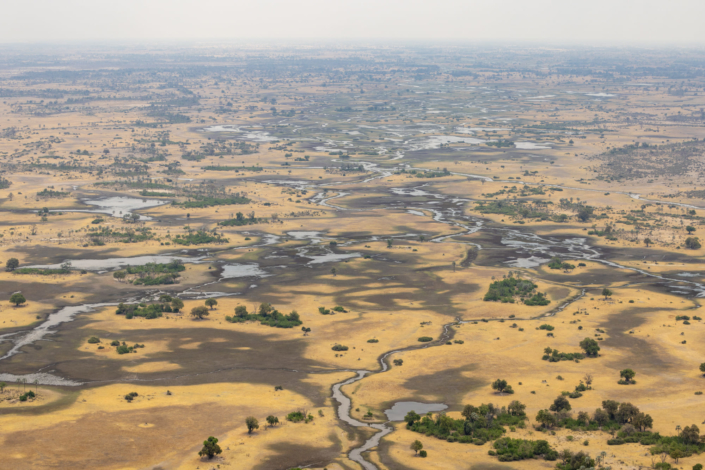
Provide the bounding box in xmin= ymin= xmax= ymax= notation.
xmin=376 ymin=434 xmax=409 ymax=470
xmin=599 ymin=304 xmax=682 ymax=373
xmin=2 ymin=323 xmax=337 ymax=403
xmin=10 ymin=244 xmax=125 ymax=264
xmin=538 ymin=266 xmax=652 ymax=286
xmin=398 ymin=364 xmax=485 ymax=409
xmin=253 ymin=439 xmax=344 ymax=470
xmin=600 ymin=243 xmax=704 ymax=265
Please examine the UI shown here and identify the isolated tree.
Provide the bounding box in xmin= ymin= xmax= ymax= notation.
xmin=579 ymin=338 xmax=601 ymax=357
xmin=331 ymin=267 xmax=337 ymax=276
xmin=620 ymin=368 xmax=636 ymax=384
xmin=602 ymin=288 xmax=613 ymax=300
xmin=583 ymin=373 xmax=593 ymax=388
xmin=198 ymin=436 xmax=222 ymax=459
xmin=246 ymin=416 xmax=259 ymax=434
xmin=0 ymin=382 xmax=5 ymax=393
xmin=171 ymin=298 xmax=184 ymax=313
xmin=687 ymin=226 xmax=696 ymax=234
xmin=644 ymin=238 xmax=653 ymax=247
xmin=205 ymin=299 xmax=217 ymax=310
xmin=387 ymin=238 xmax=393 ymax=248
xmin=700 ymin=362 xmax=705 ymax=376
xmin=266 ymin=415 xmax=279 ymax=428
xmin=10 ymin=293 xmax=26 ymax=307
xmin=491 ymin=379 xmax=509 ymax=394
xmin=5 ymin=258 xmax=19 ymax=271
xmin=411 ymin=440 xmax=423 ymax=455
xmin=549 ymin=395 xmax=571 ymax=412
xmin=190 ymin=306 xmax=209 ymax=320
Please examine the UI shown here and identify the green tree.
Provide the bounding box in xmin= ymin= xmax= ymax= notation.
xmin=700 ymin=362 xmax=705 ymax=376
xmin=5 ymin=258 xmax=19 ymax=272
xmin=235 ymin=305 xmax=248 ymax=318
xmin=411 ymin=440 xmax=423 ymax=455
xmin=633 ymin=412 xmax=654 ymax=431
xmin=405 ymin=410 xmax=421 ymax=424
xmin=685 ymin=237 xmax=702 ymax=250
xmin=387 ymin=239 xmax=393 ymax=248
xmin=536 ymin=409 xmax=556 ymax=429
xmin=670 ymin=448 xmax=683 ymax=464
xmin=616 ymin=402 xmax=640 ymax=423
xmin=644 ymin=238 xmax=653 ymax=247
xmin=190 ymin=305 xmax=209 ymax=320
xmin=0 ymin=382 xmax=5 ymax=393
xmin=508 ymin=400 xmax=526 ymax=416
xmin=171 ymin=298 xmax=184 ymax=313
xmin=437 ymin=413 xmax=454 ymax=433
xmin=205 ymin=298 xmax=218 ymax=310
xmin=681 ymin=425 xmax=701 ymax=444
xmin=549 ymin=395 xmax=571 ymax=412
xmin=246 ymin=416 xmax=259 ymax=434
xmin=620 ymin=368 xmax=636 ymax=384
xmin=602 ymin=288 xmax=613 ymax=299
xmin=331 ymin=267 xmax=337 ymax=276
xmin=602 ymin=400 xmax=619 ymax=419
xmin=10 ymin=293 xmax=26 ymax=307
xmin=693 ymin=464 xmax=703 ymax=470
xmin=687 ymin=226 xmax=696 ymax=234
xmin=198 ymin=436 xmax=222 ymax=459
xmin=491 ymin=378 xmax=509 ymax=394
xmin=266 ymin=415 xmax=279 ymax=428
xmin=577 ymin=208 xmax=592 ymax=222
xmin=579 ymin=338 xmax=601 ymax=356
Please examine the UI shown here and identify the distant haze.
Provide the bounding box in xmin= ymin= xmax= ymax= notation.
xmin=1 ymin=0 xmax=704 ymax=45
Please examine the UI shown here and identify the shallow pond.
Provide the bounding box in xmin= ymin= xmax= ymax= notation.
xmin=220 ymin=263 xmax=270 ymax=279
xmin=52 ymin=196 xmax=170 ymax=220
xmin=27 ymin=255 xmax=207 ymax=272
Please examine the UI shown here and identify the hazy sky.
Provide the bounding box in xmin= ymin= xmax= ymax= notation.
xmin=1 ymin=0 xmax=704 ymax=45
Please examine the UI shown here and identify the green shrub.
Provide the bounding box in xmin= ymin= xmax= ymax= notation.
xmin=87 ymin=336 xmax=100 ymax=344
xmin=493 ymin=437 xmax=556 ymax=461
xmin=418 ymin=336 xmax=433 ymax=342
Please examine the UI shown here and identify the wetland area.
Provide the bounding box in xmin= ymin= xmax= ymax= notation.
xmin=0 ymin=44 xmax=704 ymax=470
